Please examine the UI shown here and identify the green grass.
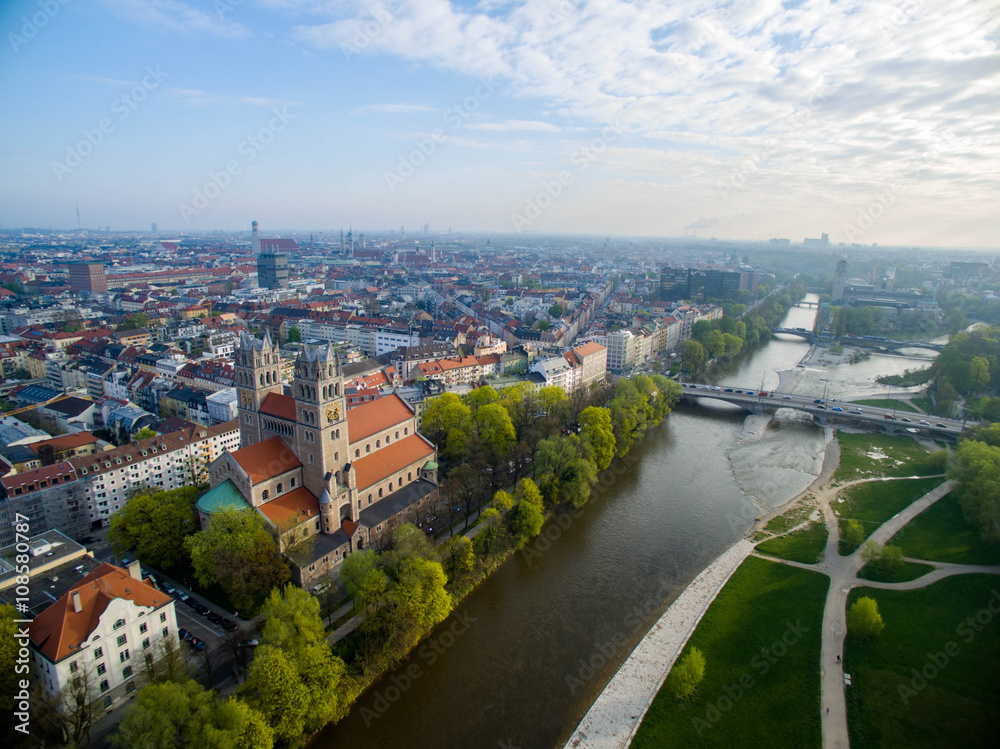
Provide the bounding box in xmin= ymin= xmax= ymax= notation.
xmin=850 ymin=398 xmax=919 ymax=413
xmin=890 ymin=493 xmax=1000 ymax=566
xmin=845 ymin=576 xmax=1000 ymax=749
xmin=856 ymin=560 xmax=935 ymax=583
xmin=756 ymin=522 xmax=828 ymax=564
xmin=835 ymin=478 xmax=945 ymax=554
xmin=833 ymin=432 xmax=946 ymax=483
xmin=911 ymin=396 xmax=935 ymax=413
xmin=764 ymin=514 xmax=796 ymax=533
xmin=631 ymin=556 xmax=828 ymax=749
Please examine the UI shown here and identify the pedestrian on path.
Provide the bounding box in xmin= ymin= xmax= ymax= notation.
xmin=826 ymin=708 xmax=830 ymax=715
xmin=837 ymin=654 xmax=841 ymax=663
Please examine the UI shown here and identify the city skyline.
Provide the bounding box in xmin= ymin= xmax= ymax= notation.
xmin=2 ymin=0 xmax=998 ymax=247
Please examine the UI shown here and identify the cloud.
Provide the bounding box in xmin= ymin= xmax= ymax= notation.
xmin=465 ymin=119 xmax=561 ymax=132
xmin=167 ymin=89 xmax=299 ymax=108
xmin=98 ymin=0 xmax=250 ymax=37
xmin=351 ymin=103 xmax=437 ymax=115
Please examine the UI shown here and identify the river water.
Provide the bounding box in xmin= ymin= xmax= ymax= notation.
xmin=316 ymin=295 xmax=932 ymax=749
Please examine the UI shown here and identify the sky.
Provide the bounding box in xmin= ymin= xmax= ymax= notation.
xmin=0 ymin=0 xmax=998 ymax=247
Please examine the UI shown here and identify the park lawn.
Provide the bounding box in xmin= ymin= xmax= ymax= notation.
xmin=756 ymin=522 xmax=828 ymax=564
xmin=890 ymin=493 xmax=1000 ymax=566
xmin=849 ymin=398 xmax=919 ymax=413
xmin=835 ymin=478 xmax=945 ymax=555
xmin=631 ymin=556 xmax=828 ymax=749
xmin=833 ymin=432 xmax=945 ymax=483
xmin=856 ymin=560 xmax=934 ymax=583
xmin=845 ymin=577 xmax=1000 ymax=749
xmin=911 ymin=396 xmax=935 ymax=413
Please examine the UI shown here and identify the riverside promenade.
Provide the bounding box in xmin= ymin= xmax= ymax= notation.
xmin=564 ymin=539 xmax=755 ymax=749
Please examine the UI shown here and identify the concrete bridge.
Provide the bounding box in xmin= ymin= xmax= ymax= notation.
xmin=678 ymin=383 xmax=966 ymax=439
xmin=769 ymin=328 xmax=944 ymax=353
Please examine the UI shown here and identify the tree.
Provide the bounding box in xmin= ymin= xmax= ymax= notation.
xmin=670 ymin=646 xmax=706 ymax=699
xmin=108 ymin=486 xmax=200 ymax=569
xmin=134 ymin=426 xmax=158 ymax=441
xmin=287 ymin=326 xmax=301 ymax=343
xmin=970 ymin=355 xmax=990 ymax=392
xmin=508 ymin=478 xmax=545 ymax=547
xmin=844 ymin=519 xmax=865 ymax=546
xmin=548 ymin=303 xmax=563 ymax=318
xmin=259 ymin=584 xmax=326 ymax=659
xmin=239 ymin=646 xmax=309 ymax=744
xmin=0 ymin=605 xmax=18 ymax=733
xmin=472 ymin=507 xmax=509 ymax=560
xmin=950 ymin=439 xmax=1000 ymax=540
xmin=847 ymin=596 xmax=885 ymax=638
xmin=534 ymin=434 xmax=598 ymax=508
xmin=680 ymin=339 xmax=706 ymax=374
xmin=462 ymin=385 xmax=500 ymax=415
xmin=422 ymin=393 xmax=472 ymax=446
xmin=185 ymin=509 xmax=290 ymax=610
xmin=476 ymin=402 xmax=516 ymax=451
xmin=438 ymin=536 xmax=475 ymax=586
xmin=579 ymin=406 xmax=616 ymax=470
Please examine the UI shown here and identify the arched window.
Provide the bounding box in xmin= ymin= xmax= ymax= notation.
xmin=262 ymin=490 xmax=269 ymax=501
xmin=385 ymin=435 xmax=390 ymax=444
xmin=395 ymin=431 xmax=399 ymax=439
xmin=366 ymin=445 xmax=371 ymax=454
xmin=378 ymin=488 xmax=383 ymax=498
xmin=355 ymin=449 xmax=360 ymax=458
xmin=408 ymin=471 xmax=412 ymax=481
xmin=389 ymin=482 xmax=393 ymax=492
xmin=334 ymin=452 xmax=338 ymax=461
xmin=290 ymin=478 xmax=296 ymax=488
xmin=277 ymin=483 xmax=283 ymax=494
xmin=404 ymin=427 xmax=408 ymax=435
xmin=368 ymin=493 xmax=372 ymax=503
xmin=357 ymin=500 xmax=361 ymax=510
xmin=376 ymin=440 xmax=380 ymax=448
xmin=259 ymin=374 xmax=264 ymax=386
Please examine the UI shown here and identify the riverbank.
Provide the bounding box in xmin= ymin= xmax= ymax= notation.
xmin=563 ymin=419 xmax=839 ymax=749
xmin=563 ymin=539 xmax=755 ymax=749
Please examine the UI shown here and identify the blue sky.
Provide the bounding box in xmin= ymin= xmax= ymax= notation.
xmin=1 ymin=0 xmax=998 ymax=247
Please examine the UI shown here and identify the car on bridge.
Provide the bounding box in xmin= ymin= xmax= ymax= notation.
xmin=920 ymin=420 xmax=929 ymax=425
xmin=832 ymin=406 xmax=843 ymax=412
xmin=851 ymin=408 xmax=863 ymax=414
xmin=814 ymin=399 xmax=824 ymax=404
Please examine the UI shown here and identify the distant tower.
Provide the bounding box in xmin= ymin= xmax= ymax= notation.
xmin=431 ymin=241 xmax=436 ymax=263
xmin=833 ymin=259 xmax=847 ymax=302
xmin=340 ymin=229 xmax=345 ymax=253
xmin=151 ymin=222 xmax=158 ymax=235
xmin=401 ymin=226 xmax=405 ymax=237
xmin=76 ymin=203 xmax=82 ymax=231
xmin=252 ymin=220 xmax=260 ymax=254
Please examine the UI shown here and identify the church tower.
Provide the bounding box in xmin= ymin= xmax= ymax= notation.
xmin=292 ymin=343 xmax=349 ymax=499
xmin=235 ymin=331 xmax=283 ymax=446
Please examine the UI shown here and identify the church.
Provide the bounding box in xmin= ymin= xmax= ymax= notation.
xmin=198 ymin=332 xmax=439 ymax=586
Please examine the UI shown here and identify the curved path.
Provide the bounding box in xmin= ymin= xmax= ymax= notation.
xmin=759 ymin=476 xmax=1000 ymax=749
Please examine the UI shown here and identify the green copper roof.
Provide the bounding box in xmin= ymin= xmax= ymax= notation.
xmin=196 ymin=479 xmax=252 ymax=515
xmin=422 ymin=460 xmax=438 ymax=471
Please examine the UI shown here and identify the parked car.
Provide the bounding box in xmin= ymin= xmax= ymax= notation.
xmin=178 ymin=628 xmax=193 ymax=642
xmin=783 ymin=395 xmax=792 ymax=400
xmin=80 ymin=536 xmax=98 ymax=544
xmin=189 ymin=637 xmax=207 ymax=651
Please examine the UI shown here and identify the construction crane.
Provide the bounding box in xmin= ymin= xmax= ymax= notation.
xmin=2 ymin=393 xmax=82 ymax=417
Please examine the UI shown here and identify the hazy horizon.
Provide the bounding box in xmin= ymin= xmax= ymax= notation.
xmin=2 ymin=0 xmax=998 ymax=248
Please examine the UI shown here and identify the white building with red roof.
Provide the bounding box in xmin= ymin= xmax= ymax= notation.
xmin=28 ymin=561 xmax=178 ymax=712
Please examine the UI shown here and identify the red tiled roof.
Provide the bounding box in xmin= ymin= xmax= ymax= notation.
xmin=1 ymin=461 xmax=77 ymax=493
xmin=258 ymin=486 xmax=319 ymax=529
xmin=346 ymin=394 xmax=414 ymax=442
xmin=231 ymin=435 xmax=301 ymax=484
xmin=29 ymin=563 xmax=172 ymax=663
xmin=574 ymin=341 xmax=606 ymax=357
xmin=259 ymin=392 xmax=295 ymax=421
xmin=29 ymin=432 xmax=98 ymax=453
xmin=352 ymin=434 xmax=434 ymax=490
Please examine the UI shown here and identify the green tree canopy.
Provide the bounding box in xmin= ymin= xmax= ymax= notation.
xmin=184 ymin=508 xmax=290 ymax=611
xmin=579 ymin=405 xmax=616 ymax=470
xmin=669 ymin=646 xmax=706 ymax=700
xmin=847 ymin=596 xmax=885 ymax=638
xmin=680 ymin=339 xmax=706 ymax=374
xmin=239 ymin=646 xmax=309 ymax=743
xmin=462 ymin=385 xmax=500 ymax=415
xmin=259 ymin=584 xmax=326 ymax=659
xmin=476 ymin=402 xmax=516 ymax=451
xmin=508 ymin=478 xmax=545 ymax=546
xmin=950 ymin=439 xmax=1000 ymax=540
xmin=534 ymin=434 xmax=598 ymax=508
xmin=422 ymin=393 xmax=472 ymax=446
xmin=108 ymin=486 xmax=199 ymax=569
xmin=286 ymin=326 xmax=301 ymax=343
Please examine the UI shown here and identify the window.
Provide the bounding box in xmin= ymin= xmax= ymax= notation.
xmin=142 ymin=638 xmax=150 ymax=650
xmin=116 ymin=634 xmax=127 ymax=647
xmin=395 ymin=431 xmax=399 ymax=439
xmin=94 ymin=647 xmax=104 ymax=660
xmin=404 ymin=427 xmax=409 ymax=435
xmin=355 ymin=449 xmax=360 ymax=458
xmin=125 ymin=681 xmax=136 ymax=694
xmin=120 ymin=649 xmax=130 ymax=663
xmin=96 ymin=663 xmax=106 ymax=676
xmin=69 ymin=661 xmax=78 ymax=673
xmin=162 ymin=627 xmax=169 ymax=638
xmin=262 ymin=489 xmax=269 ymax=501
xmin=376 ymin=440 xmax=380 ymax=448
xmin=277 ymin=483 xmax=283 ymax=494
xmin=290 ymin=477 xmax=296 ymax=488
xmin=366 ymin=445 xmax=370 ymax=454
xmin=159 ymin=613 xmax=166 ymax=623
xmin=122 ymin=665 xmax=133 ymax=678
xmin=378 ymin=488 xmax=383 ymax=498
xmin=100 ymin=681 xmax=109 ymax=694
xmin=139 ymin=623 xmax=147 ymax=634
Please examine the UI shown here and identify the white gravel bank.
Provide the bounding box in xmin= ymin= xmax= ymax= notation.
xmin=564 ymin=539 xmax=755 ymax=749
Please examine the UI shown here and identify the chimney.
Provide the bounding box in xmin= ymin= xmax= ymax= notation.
xmin=71 ymin=590 xmax=83 ymax=614
xmin=128 ymin=561 xmax=142 ymax=581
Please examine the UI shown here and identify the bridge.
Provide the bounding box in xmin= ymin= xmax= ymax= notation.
xmin=794 ymin=300 xmax=820 ymax=308
xmin=677 ymin=383 xmax=967 ymax=439
xmin=769 ymin=328 xmax=944 ymax=352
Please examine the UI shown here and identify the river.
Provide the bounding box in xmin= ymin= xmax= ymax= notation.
xmin=315 ymin=295 xmax=932 ymax=749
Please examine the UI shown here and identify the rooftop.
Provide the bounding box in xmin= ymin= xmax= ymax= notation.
xmin=346 ymin=393 xmax=414 ymax=442
xmin=351 ymin=433 xmax=434 ymax=490
xmin=196 ymin=478 xmax=252 ymax=515
xmin=230 ymin=435 xmax=301 ymax=484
